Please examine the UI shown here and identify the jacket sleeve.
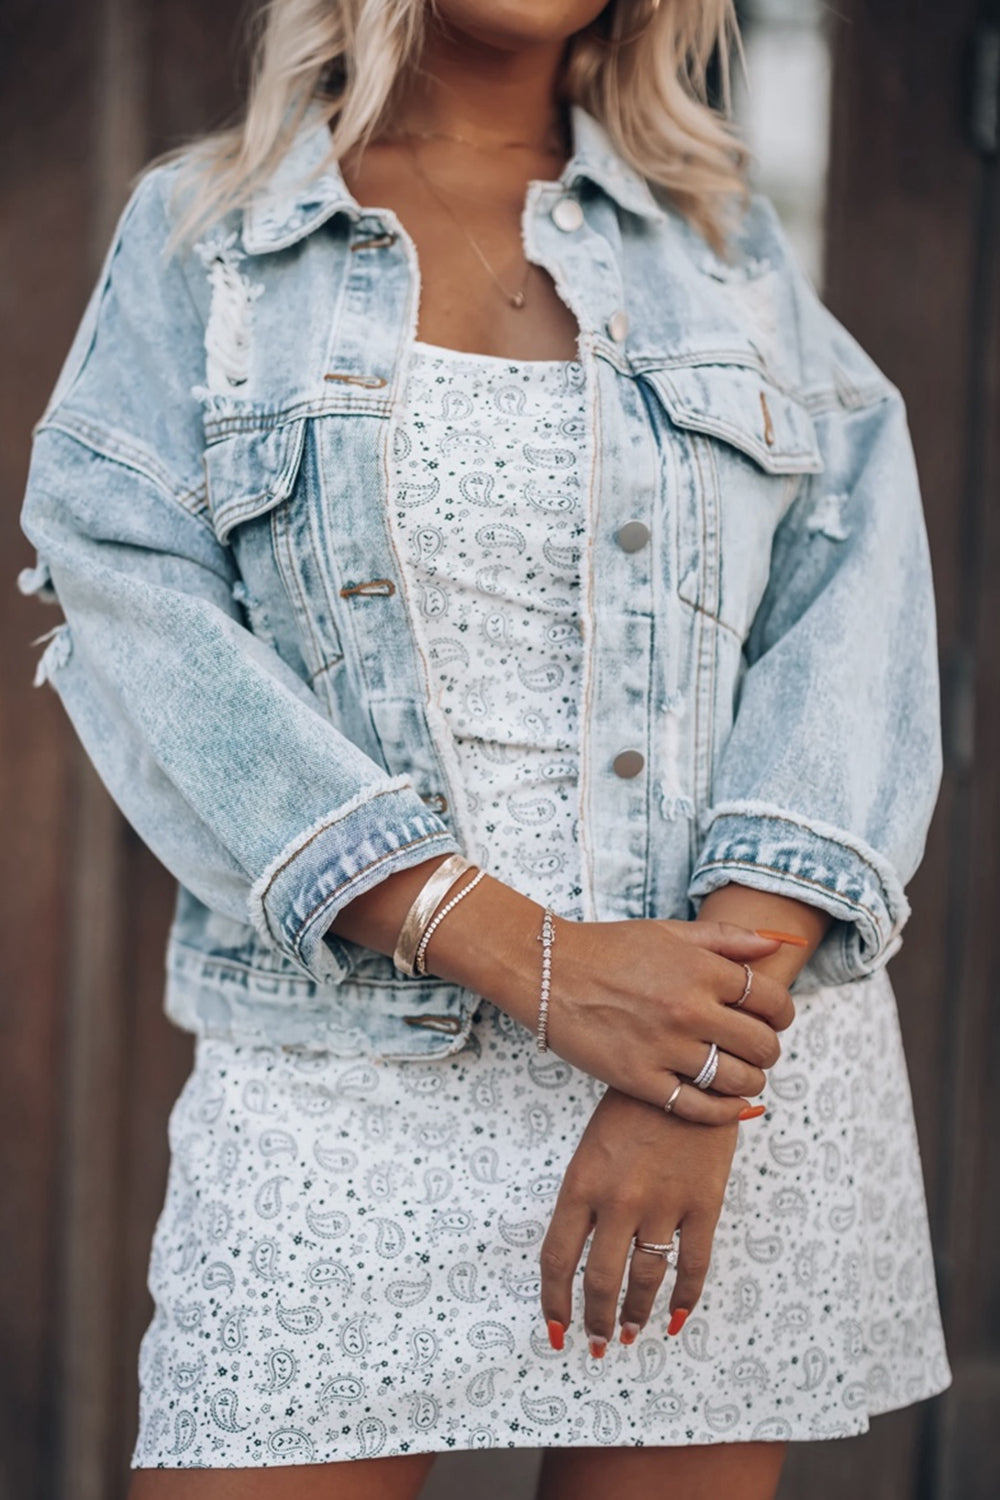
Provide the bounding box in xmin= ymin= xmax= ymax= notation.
xmin=18 ymin=167 xmax=459 ymax=985
xmin=687 ymin=220 xmax=942 ymax=987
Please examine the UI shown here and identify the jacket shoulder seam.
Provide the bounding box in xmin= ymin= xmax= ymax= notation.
xmin=35 ymin=411 xmax=212 ymax=527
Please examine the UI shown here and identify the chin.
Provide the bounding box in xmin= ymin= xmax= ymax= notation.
xmin=431 ymin=0 xmax=605 ymax=50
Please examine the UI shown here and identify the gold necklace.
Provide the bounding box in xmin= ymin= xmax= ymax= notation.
xmin=397 ymin=125 xmax=566 ymax=155
xmin=403 ymin=135 xmax=534 ymax=310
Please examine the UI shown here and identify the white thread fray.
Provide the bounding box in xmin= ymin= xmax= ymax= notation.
xmin=194 ymin=230 xmax=263 ymax=393
xmin=18 ymin=560 xmax=58 ymax=604
xmin=232 ymin=580 xmax=276 ymax=646
xmin=657 ymin=692 xmax=694 ymax=821
xmin=807 ymin=492 xmax=850 ymax=543
xmin=32 ymin=623 xmax=72 ymax=686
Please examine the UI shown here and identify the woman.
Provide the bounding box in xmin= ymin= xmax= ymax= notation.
xmin=19 ymin=0 xmax=951 ymax=1496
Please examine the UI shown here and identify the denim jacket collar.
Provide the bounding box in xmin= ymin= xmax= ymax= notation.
xmin=242 ymin=99 xmax=665 ymax=255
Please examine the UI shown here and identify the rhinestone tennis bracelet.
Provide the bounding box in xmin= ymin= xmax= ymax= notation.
xmin=535 ymin=907 xmax=556 ymax=1052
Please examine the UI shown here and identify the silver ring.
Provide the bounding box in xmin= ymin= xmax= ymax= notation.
xmin=663 ymin=1081 xmax=683 ymax=1114
xmin=691 ymin=1042 xmax=719 ymax=1091
xmin=734 ymin=963 xmax=753 ymax=1008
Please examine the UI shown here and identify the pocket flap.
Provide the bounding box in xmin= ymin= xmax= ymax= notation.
xmin=640 ymin=363 xmax=823 ymax=475
xmin=203 ymin=419 xmax=307 ymax=543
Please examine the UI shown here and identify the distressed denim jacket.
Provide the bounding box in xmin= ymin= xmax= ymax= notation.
xmin=19 ymin=103 xmax=941 ymax=1060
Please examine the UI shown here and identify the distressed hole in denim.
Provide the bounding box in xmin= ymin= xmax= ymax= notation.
xmin=195 ymin=231 xmax=263 ymax=392
xmin=656 ymin=692 xmax=694 ymax=820
xmin=232 ymin=579 xmax=276 ymax=646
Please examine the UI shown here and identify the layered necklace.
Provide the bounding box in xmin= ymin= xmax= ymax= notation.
xmin=392 ymin=123 xmax=567 ymax=311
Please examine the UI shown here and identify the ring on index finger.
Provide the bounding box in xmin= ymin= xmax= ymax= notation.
xmin=733 ymin=962 xmax=753 ymax=1008
xmin=663 ymin=1080 xmax=683 ymax=1114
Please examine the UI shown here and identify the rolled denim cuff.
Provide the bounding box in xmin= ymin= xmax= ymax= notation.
xmin=248 ymin=775 xmax=461 ymax=984
xmin=687 ymin=801 xmax=911 ymax=987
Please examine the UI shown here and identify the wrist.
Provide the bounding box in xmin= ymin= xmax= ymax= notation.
xmin=421 ymin=873 xmax=546 ymax=1029
xmin=328 ymin=861 xmax=546 ymax=1030
xmin=695 ymin=883 xmax=830 ymax=985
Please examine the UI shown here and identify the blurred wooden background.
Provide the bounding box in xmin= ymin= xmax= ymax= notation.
xmin=1 ymin=1 xmax=997 ymax=1496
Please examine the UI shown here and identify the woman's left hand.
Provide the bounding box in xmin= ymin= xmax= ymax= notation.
xmin=539 ymin=1086 xmax=750 ymax=1354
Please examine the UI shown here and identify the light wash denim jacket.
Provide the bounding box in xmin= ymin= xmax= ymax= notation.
xmin=19 ymin=104 xmax=941 ymax=1060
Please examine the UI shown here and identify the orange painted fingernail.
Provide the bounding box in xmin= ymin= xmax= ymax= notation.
xmin=588 ymin=1336 xmax=607 ymax=1359
xmin=754 ymin=929 xmax=809 ymax=947
xmin=620 ymin=1322 xmax=641 ymax=1345
xmin=546 ymin=1319 xmax=565 ymax=1351
xmin=667 ymin=1308 xmax=689 ymax=1337
xmin=739 ymin=1104 xmax=767 ymax=1121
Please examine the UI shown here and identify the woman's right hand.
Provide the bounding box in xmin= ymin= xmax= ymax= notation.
xmin=330 ymin=860 xmax=795 ymax=1124
xmin=533 ymin=913 xmax=794 ymax=1122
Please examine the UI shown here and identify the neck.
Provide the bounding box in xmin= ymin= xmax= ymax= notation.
xmin=395 ymin=20 xmax=568 ymax=151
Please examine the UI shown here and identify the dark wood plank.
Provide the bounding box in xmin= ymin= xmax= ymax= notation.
xmin=782 ymin=1 xmax=997 ymax=1497
xmin=1 ymin=2 xmax=249 ymax=1495
xmin=50 ymin=2 xmax=152 ymax=1493
xmin=0 ymin=2 xmax=100 ymax=1495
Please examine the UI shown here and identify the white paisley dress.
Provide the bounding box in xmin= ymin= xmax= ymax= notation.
xmin=132 ymin=342 xmax=951 ymax=1469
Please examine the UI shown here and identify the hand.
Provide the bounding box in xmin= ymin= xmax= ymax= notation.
xmin=331 ymin=862 xmax=797 ymax=1123
xmin=539 ymin=1086 xmax=742 ymax=1354
xmin=539 ymin=914 xmax=794 ymax=1123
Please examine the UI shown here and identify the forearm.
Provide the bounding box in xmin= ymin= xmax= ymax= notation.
xmin=327 ymin=858 xmax=545 ymax=1027
xmin=695 ymin=883 xmax=831 ymax=987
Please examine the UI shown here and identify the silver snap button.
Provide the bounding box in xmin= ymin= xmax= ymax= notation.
xmin=613 ymin=749 xmax=645 ymax=779
xmin=551 ymin=197 xmax=584 ymax=232
xmin=616 ymin=520 xmax=650 ymax=553
xmin=607 ymin=310 xmax=629 ymax=343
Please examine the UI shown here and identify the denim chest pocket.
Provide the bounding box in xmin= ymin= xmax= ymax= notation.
xmin=202 ymin=418 xmax=347 ymax=700
xmin=639 ymin=363 xmax=824 ymax=639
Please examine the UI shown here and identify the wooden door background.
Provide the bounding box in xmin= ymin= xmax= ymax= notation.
xmin=1 ymin=2 xmax=997 ymax=1497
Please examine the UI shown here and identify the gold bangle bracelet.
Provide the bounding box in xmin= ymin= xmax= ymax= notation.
xmin=414 ymin=866 xmax=486 ymax=975
xmin=392 ymin=854 xmax=476 ymax=976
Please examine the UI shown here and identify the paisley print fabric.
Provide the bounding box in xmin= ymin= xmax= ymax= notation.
xmin=132 ymin=346 xmax=949 ymax=1467
xmin=388 ymin=342 xmax=589 ymax=914
xmin=133 ymin=975 xmax=949 ymax=1467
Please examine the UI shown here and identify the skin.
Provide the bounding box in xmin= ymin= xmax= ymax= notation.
xmin=130 ymin=3 xmax=832 ymax=1496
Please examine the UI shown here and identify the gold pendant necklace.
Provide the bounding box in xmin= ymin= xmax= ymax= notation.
xmin=403 ymin=136 xmax=533 ymax=311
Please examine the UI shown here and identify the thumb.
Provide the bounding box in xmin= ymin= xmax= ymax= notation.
xmin=668 ymin=919 xmax=783 ymax=962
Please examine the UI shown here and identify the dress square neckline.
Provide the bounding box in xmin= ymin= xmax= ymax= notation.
xmin=411 ymin=336 xmax=581 ymax=369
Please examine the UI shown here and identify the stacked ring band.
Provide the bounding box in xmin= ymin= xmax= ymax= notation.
xmin=633 ymin=1235 xmax=679 ymax=1268
xmin=734 ymin=962 xmax=753 ymax=1008
xmin=691 ymin=1042 xmax=720 ymax=1091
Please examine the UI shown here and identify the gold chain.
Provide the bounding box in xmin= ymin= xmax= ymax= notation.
xmin=396 ymin=125 xmax=566 ymax=155
xmin=402 ymin=135 xmax=535 ymax=310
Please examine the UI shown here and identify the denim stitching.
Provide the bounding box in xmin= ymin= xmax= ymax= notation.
xmin=691 ymin=857 xmax=883 ymax=937
xmin=257 ymin=784 xmax=415 ymax=911
xmin=295 ymin=830 xmax=457 ymax=960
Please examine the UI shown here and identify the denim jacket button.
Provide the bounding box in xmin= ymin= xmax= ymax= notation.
xmin=613 ymin=749 xmax=645 ymax=779
xmin=551 ymin=197 xmax=584 ymax=232
xmin=607 ymin=310 xmax=629 ymax=343
xmin=616 ymin=520 xmax=650 ymax=553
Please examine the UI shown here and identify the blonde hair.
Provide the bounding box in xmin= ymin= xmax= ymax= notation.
xmin=172 ymin=0 xmax=748 ymax=253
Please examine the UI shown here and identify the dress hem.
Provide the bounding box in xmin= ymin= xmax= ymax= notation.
xmin=130 ymin=1369 xmax=953 ymax=1470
